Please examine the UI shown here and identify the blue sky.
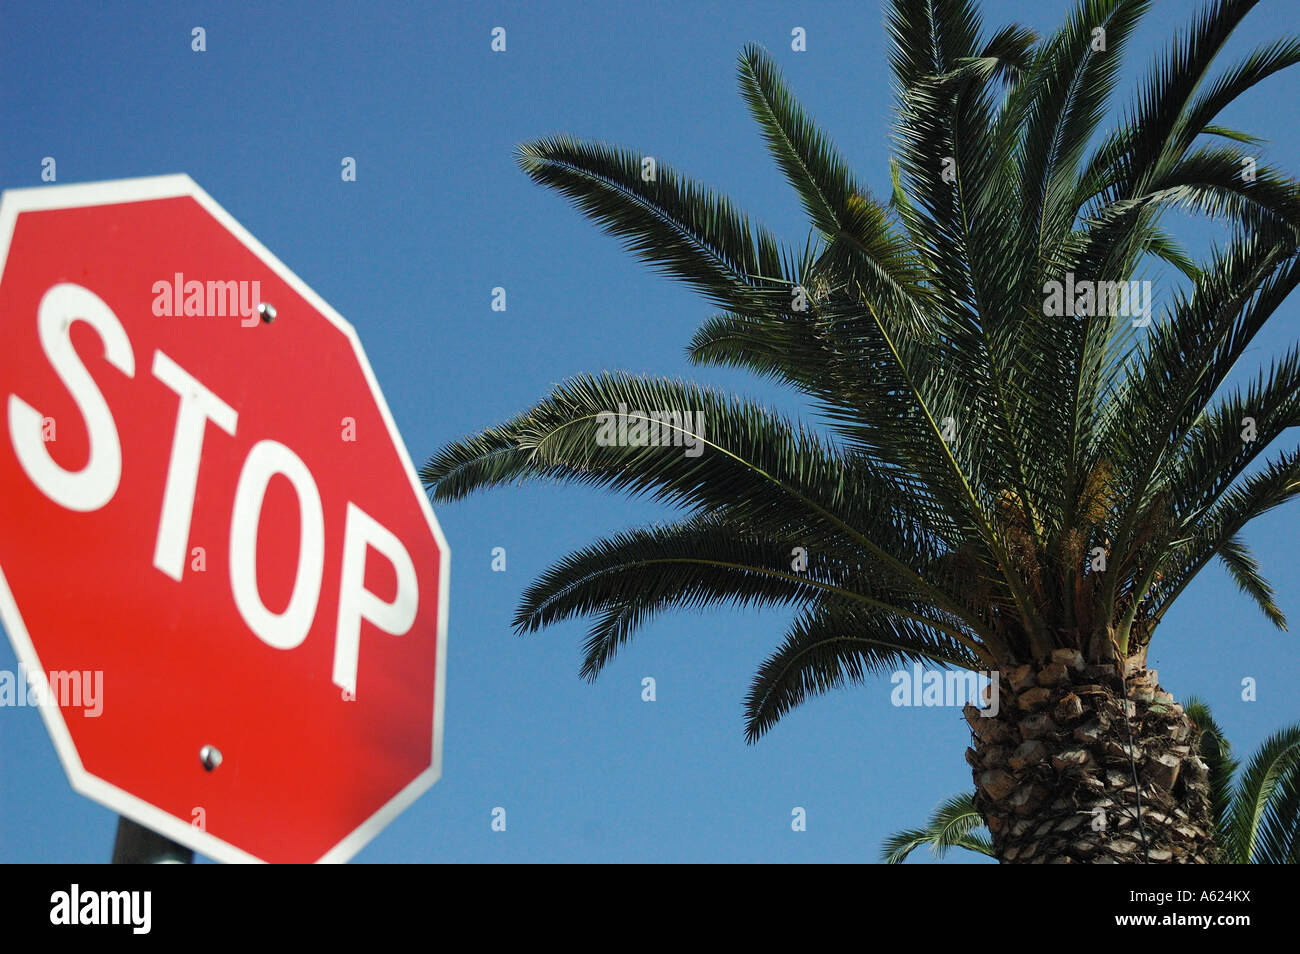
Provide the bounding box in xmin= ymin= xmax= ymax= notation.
xmin=1 ymin=0 xmax=1298 ymax=863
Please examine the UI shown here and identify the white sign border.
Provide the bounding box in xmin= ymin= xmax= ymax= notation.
xmin=0 ymin=174 xmax=451 ymax=864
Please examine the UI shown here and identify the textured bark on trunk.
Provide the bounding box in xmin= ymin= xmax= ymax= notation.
xmin=965 ymin=648 xmax=1216 ymax=863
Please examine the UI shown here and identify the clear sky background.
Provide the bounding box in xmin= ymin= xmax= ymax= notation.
xmin=1 ymin=0 xmax=1298 ymax=863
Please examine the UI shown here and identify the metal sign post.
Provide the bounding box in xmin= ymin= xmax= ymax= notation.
xmin=112 ymin=816 xmax=194 ymax=864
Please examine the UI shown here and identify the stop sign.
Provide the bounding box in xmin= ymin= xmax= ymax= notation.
xmin=0 ymin=175 xmax=449 ymax=863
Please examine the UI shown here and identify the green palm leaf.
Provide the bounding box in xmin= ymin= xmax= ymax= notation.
xmin=515 ymin=135 xmax=792 ymax=311
xmin=881 ymin=792 xmax=994 ymax=863
xmin=1225 ymin=725 xmax=1300 ymax=863
xmin=744 ymin=601 xmax=979 ymax=743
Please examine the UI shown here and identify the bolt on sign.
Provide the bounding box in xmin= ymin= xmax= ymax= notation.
xmin=0 ymin=176 xmax=450 ymax=863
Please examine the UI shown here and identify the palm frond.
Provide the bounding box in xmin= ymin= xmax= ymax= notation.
xmin=1183 ymin=696 xmax=1237 ymax=839
xmin=515 ymin=135 xmax=791 ymax=310
xmin=1225 ymin=725 xmax=1300 ymax=863
xmin=744 ymin=602 xmax=979 ymax=742
xmin=881 ymin=791 xmax=993 ymax=862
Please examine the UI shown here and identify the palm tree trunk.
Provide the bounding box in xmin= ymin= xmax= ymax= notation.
xmin=965 ymin=649 xmax=1217 ymax=863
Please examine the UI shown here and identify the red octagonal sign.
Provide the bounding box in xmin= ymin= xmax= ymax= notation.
xmin=0 ymin=176 xmax=449 ymax=863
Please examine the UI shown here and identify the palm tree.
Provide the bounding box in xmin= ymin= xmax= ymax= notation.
xmin=884 ymin=700 xmax=1300 ymax=862
xmin=423 ymin=0 xmax=1300 ymax=863
xmin=882 ymin=793 xmax=996 ymax=863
